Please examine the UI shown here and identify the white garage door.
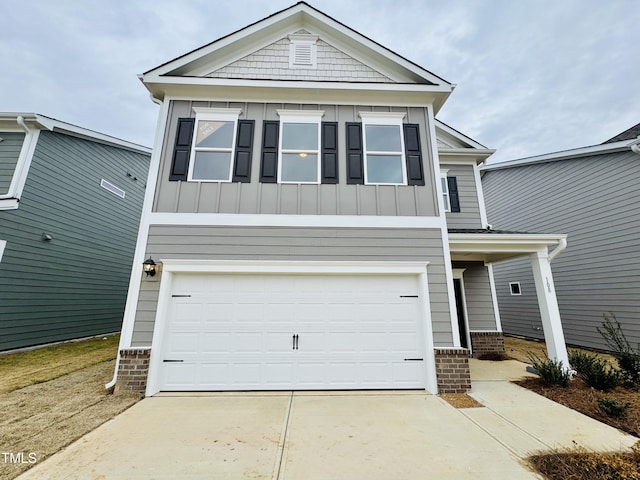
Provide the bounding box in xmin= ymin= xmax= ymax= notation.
xmin=158 ymin=273 xmax=429 ymax=391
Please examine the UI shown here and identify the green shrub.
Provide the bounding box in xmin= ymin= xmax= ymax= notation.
xmin=598 ymin=396 xmax=631 ymax=419
xmin=581 ymin=359 xmax=621 ymax=392
xmin=568 ymin=349 xmax=598 ymax=375
xmin=528 ymin=352 xmax=571 ymax=387
xmin=598 ymin=313 xmax=640 ymax=387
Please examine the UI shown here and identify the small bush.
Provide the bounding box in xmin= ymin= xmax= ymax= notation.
xmin=598 ymin=396 xmax=631 ymax=419
xmin=568 ymin=349 xmax=598 ymax=375
xmin=476 ymin=352 xmax=509 ymax=361
xmin=581 ymin=359 xmax=621 ymax=392
xmin=598 ymin=313 xmax=640 ymax=387
xmin=528 ymin=352 xmax=571 ymax=388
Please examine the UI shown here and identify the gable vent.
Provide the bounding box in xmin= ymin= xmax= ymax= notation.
xmin=289 ymin=34 xmax=318 ymax=69
xmin=293 ymin=43 xmax=313 ymax=65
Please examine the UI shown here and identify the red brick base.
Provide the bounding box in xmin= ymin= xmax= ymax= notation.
xmin=114 ymin=348 xmax=151 ymax=394
xmin=470 ymin=332 xmax=505 ymax=358
xmin=434 ymin=348 xmax=471 ymax=393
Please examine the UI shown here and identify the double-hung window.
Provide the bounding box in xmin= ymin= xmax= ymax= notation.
xmin=277 ymin=110 xmax=323 ymax=184
xmin=188 ymin=108 xmax=241 ymax=182
xmin=360 ymin=112 xmax=407 ymax=185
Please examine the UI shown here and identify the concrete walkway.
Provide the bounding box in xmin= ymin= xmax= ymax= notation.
xmin=16 ymin=360 xmax=637 ymax=480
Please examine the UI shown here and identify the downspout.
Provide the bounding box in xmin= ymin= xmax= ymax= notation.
xmin=17 ymin=115 xmax=31 ymax=133
xmin=631 ymin=137 xmax=640 ymax=154
xmin=548 ymin=237 xmax=567 ymax=263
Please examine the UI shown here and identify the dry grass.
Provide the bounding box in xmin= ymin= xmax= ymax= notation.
xmin=529 ymin=442 xmax=640 ymax=480
xmin=0 ymin=335 xmax=121 ymax=394
xmin=505 ymin=335 xmax=616 ymax=364
xmin=440 ymin=393 xmax=484 ymax=408
xmin=0 ymin=337 xmax=140 ymax=480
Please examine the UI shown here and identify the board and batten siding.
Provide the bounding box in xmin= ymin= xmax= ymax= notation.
xmin=0 ymin=132 xmax=26 ymax=195
xmin=442 ymin=163 xmax=483 ymax=229
xmin=453 ymin=261 xmax=498 ymax=331
xmin=131 ymin=225 xmax=454 ymax=347
xmin=0 ymin=131 xmax=150 ymax=350
xmin=483 ymin=151 xmax=640 ymax=350
xmin=153 ymin=100 xmax=439 ymax=217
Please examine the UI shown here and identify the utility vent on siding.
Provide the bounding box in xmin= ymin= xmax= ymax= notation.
xmin=289 ymin=34 xmax=318 ymax=68
xmin=100 ymin=179 xmax=125 ymax=198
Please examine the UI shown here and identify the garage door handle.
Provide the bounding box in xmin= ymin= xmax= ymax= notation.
xmin=163 ymin=359 xmax=184 ymax=363
xmin=292 ymin=334 xmax=299 ymax=350
xmin=404 ymin=358 xmax=423 ymax=361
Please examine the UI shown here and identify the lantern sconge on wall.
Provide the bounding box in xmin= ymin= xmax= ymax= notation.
xmin=143 ymin=256 xmax=157 ymax=277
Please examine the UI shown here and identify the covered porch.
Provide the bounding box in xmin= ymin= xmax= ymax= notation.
xmin=448 ymin=229 xmax=570 ymax=368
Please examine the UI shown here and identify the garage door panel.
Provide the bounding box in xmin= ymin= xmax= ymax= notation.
xmin=159 ymin=273 xmax=430 ymax=391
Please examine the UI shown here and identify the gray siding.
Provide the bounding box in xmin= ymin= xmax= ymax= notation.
xmin=154 ymin=101 xmax=439 ymax=217
xmin=453 ymin=261 xmax=498 ymax=331
xmin=442 ymin=163 xmax=483 ymax=229
xmin=0 ymin=131 xmax=150 ymax=350
xmin=483 ymin=151 xmax=640 ymax=350
xmin=0 ymin=132 xmax=25 ymax=194
xmin=131 ymin=225 xmax=454 ymax=347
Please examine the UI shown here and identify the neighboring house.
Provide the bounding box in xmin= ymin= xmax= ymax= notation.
xmin=481 ymin=122 xmax=640 ymax=351
xmin=112 ymin=2 xmax=570 ymax=396
xmin=0 ymin=113 xmax=151 ymax=351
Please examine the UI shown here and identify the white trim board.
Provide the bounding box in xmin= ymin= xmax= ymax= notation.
xmin=0 ymin=240 xmax=6 ymax=262
xmin=148 ymin=212 xmax=446 ymax=229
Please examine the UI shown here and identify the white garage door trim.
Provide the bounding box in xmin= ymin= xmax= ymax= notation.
xmin=146 ymin=260 xmax=437 ymax=396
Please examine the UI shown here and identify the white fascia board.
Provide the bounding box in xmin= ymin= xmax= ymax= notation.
xmin=438 ymin=149 xmax=496 ymax=165
xmin=435 ymin=120 xmax=489 ymax=150
xmin=448 ymin=233 xmax=568 ymax=252
xmin=0 ymin=113 xmax=151 ymax=154
xmin=480 ymin=140 xmax=634 ymax=171
xmin=149 ymin=212 xmax=445 ymax=229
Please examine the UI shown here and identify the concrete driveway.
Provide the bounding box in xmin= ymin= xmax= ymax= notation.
xmin=17 ymin=361 xmax=637 ymax=480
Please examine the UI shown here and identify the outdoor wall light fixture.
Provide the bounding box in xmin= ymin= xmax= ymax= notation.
xmin=142 ymin=256 xmax=157 ymax=277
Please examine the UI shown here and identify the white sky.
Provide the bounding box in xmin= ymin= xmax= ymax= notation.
xmin=2 ymin=0 xmax=638 ymax=163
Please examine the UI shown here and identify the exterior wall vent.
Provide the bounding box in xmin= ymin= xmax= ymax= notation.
xmin=100 ymin=179 xmax=125 ymax=198
xmin=288 ymin=34 xmax=318 ymax=69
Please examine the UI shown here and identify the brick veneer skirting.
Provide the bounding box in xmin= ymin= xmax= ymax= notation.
xmin=434 ymin=348 xmax=471 ymax=393
xmin=114 ymin=348 xmax=151 ymax=394
xmin=470 ymin=332 xmax=505 ymax=358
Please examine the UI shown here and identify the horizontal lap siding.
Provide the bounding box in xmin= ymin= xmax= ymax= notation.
xmin=131 ymin=226 xmax=454 ymax=347
xmin=0 ymin=132 xmax=25 ymax=194
xmin=453 ymin=261 xmax=498 ymax=330
xmin=154 ymin=101 xmax=438 ymax=217
xmin=483 ymin=152 xmax=640 ymax=350
xmin=0 ymin=132 xmax=150 ymax=350
xmin=442 ymin=163 xmax=483 ymax=228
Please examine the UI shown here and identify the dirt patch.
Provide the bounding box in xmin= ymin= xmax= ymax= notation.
xmin=440 ymin=393 xmax=484 ymax=409
xmin=0 ymin=360 xmax=140 ymax=480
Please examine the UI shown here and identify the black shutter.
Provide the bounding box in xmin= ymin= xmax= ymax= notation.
xmin=321 ymin=122 xmax=338 ymax=184
xmin=346 ymin=122 xmax=364 ymax=184
xmin=232 ymin=120 xmax=255 ymax=183
xmin=260 ymin=121 xmax=279 ymax=183
xmin=169 ymin=118 xmax=195 ymax=181
xmin=403 ymin=124 xmax=425 ymax=186
xmin=447 ymin=176 xmax=460 ymax=212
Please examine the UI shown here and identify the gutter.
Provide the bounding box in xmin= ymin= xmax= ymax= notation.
xmin=547 ymin=237 xmax=567 ymax=262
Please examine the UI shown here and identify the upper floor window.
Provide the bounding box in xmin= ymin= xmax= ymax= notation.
xmin=277 ymin=110 xmax=323 ymax=184
xmin=360 ymin=112 xmax=407 ymax=185
xmin=188 ymin=108 xmax=241 ymax=182
xmin=440 ymin=170 xmax=450 ymax=212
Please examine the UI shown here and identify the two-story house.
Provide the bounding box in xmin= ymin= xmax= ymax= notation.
xmin=0 ymin=113 xmax=150 ymax=351
xmin=111 ymin=2 xmax=570 ymax=396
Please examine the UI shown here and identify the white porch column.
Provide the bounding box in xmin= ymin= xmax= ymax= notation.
xmin=530 ymin=248 xmax=570 ymax=368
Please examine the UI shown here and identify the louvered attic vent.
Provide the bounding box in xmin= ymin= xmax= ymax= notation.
xmin=289 ymin=34 xmax=318 ymax=69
